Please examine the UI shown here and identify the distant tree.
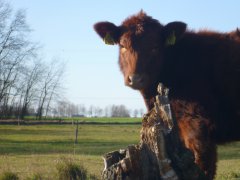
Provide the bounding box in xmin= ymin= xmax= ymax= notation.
xmin=36 ymin=59 xmax=65 ymax=119
xmin=78 ymin=104 xmax=86 ymax=116
xmin=88 ymin=105 xmax=95 ymax=117
xmin=57 ymin=100 xmax=67 ymax=117
xmin=133 ymin=109 xmax=139 ymax=118
xmin=51 ymin=107 xmax=58 ymax=117
xmin=20 ymin=59 xmax=43 ymax=119
xmin=44 ymin=59 xmax=65 ymax=118
xmin=72 ymin=103 xmax=79 ymax=116
xmin=95 ymin=106 xmax=103 ymax=117
xmin=110 ymin=104 xmax=130 ymax=117
xmin=104 ymin=106 xmax=111 ymax=117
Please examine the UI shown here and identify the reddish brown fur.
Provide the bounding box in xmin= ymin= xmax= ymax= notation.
xmin=94 ymin=11 xmax=240 ymax=179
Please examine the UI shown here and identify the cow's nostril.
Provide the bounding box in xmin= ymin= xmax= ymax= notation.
xmin=126 ymin=74 xmax=146 ymax=89
xmin=128 ymin=75 xmax=133 ymax=85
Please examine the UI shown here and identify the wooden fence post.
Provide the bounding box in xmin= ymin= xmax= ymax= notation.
xmin=75 ymin=120 xmax=79 ymax=144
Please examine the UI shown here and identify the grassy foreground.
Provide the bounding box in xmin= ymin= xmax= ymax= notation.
xmin=0 ymin=124 xmax=140 ymax=179
xmin=0 ymin=124 xmax=239 ymax=179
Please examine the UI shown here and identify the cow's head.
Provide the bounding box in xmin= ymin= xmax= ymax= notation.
xmin=94 ymin=11 xmax=186 ymax=92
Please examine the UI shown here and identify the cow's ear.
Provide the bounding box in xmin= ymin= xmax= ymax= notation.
xmin=94 ymin=22 xmax=121 ymax=45
xmin=163 ymin=22 xmax=187 ymax=46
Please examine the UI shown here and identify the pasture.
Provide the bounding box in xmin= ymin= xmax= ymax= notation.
xmin=0 ymin=120 xmax=239 ymax=179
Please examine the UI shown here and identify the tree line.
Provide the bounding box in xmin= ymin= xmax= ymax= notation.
xmin=53 ymin=101 xmax=145 ymax=118
xmin=0 ymin=0 xmax=65 ymax=120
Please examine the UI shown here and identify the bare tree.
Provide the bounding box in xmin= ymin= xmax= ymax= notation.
xmin=20 ymin=59 xmax=43 ymax=119
xmin=104 ymin=106 xmax=111 ymax=117
xmin=133 ymin=109 xmax=139 ymax=118
xmin=56 ymin=100 xmax=67 ymax=117
xmin=0 ymin=0 xmax=38 ymax=118
xmin=110 ymin=104 xmax=130 ymax=117
xmin=0 ymin=1 xmax=67 ymax=120
xmin=88 ymin=105 xmax=94 ymax=117
xmin=44 ymin=59 xmax=65 ymax=118
xmin=36 ymin=59 xmax=65 ymax=119
xmin=95 ymin=106 xmax=103 ymax=117
xmin=78 ymin=104 xmax=86 ymax=116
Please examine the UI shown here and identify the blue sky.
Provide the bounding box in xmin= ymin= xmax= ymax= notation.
xmin=9 ymin=0 xmax=240 ymax=112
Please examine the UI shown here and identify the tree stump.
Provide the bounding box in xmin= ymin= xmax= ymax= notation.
xmin=102 ymin=83 xmax=207 ymax=180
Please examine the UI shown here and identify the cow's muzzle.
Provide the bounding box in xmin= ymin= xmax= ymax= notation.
xmin=125 ymin=74 xmax=148 ymax=90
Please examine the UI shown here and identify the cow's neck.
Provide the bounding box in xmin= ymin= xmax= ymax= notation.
xmin=140 ymin=87 xmax=158 ymax=111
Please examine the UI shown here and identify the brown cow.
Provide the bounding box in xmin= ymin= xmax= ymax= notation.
xmin=94 ymin=11 xmax=240 ymax=179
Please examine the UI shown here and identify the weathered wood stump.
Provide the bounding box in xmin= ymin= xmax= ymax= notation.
xmin=102 ymin=83 xmax=208 ymax=180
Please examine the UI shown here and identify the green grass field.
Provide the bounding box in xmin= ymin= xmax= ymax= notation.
xmin=0 ymin=123 xmax=239 ymax=179
xmin=23 ymin=117 xmax=142 ymax=124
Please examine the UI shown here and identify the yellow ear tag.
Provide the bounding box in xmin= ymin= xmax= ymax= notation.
xmin=103 ymin=33 xmax=115 ymax=45
xmin=165 ymin=31 xmax=176 ymax=46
